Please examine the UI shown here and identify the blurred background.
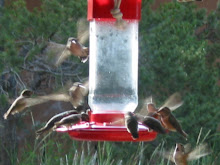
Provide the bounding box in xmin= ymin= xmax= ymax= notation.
xmin=0 ymin=0 xmax=219 ymax=164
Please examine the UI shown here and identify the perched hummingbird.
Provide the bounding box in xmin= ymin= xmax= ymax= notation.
xmin=3 ymin=89 xmax=48 ymax=119
xmin=177 ymin=0 xmax=203 ymax=2
xmin=125 ymin=112 xmax=139 ymax=140
xmin=136 ymin=114 xmax=166 ymax=134
xmin=54 ymin=112 xmax=89 ymax=128
xmin=56 ymin=18 xmax=89 ymax=65
xmin=157 ymin=107 xmax=188 ymax=139
xmin=163 ymin=143 xmax=211 ymax=165
xmin=36 ymin=110 xmax=78 ymax=139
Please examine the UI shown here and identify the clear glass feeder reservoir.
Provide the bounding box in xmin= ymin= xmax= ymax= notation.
xmin=89 ymin=20 xmax=138 ymax=113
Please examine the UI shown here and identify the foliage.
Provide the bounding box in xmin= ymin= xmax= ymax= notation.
xmin=139 ymin=0 xmax=220 ymax=158
xmin=0 ymin=0 xmax=87 ymax=72
xmin=16 ymin=132 xmax=216 ymax=165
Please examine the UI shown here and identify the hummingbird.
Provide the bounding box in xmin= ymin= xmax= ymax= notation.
xmin=54 ymin=112 xmax=89 ymax=129
xmin=39 ymin=80 xmax=89 ymax=110
xmin=136 ymin=114 xmax=166 ymax=134
xmin=125 ymin=112 xmax=139 ymax=140
xmin=55 ymin=37 xmax=89 ymax=65
xmin=137 ymin=93 xmax=183 ymax=118
xmin=157 ymin=107 xmax=188 ymax=139
xmin=146 ymin=103 xmax=160 ymax=118
xmin=3 ymin=89 xmax=50 ymax=119
xmin=68 ymin=81 xmax=89 ymax=109
xmin=36 ymin=110 xmax=78 ymax=139
xmin=163 ymin=143 xmax=211 ymax=165
xmin=177 ymin=0 xmax=202 ymax=2
xmin=55 ymin=18 xmax=89 ymax=65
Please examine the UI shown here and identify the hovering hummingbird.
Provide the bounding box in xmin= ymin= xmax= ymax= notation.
xmin=146 ymin=103 xmax=160 ymax=118
xmin=39 ymin=80 xmax=89 ymax=110
xmin=55 ymin=18 xmax=89 ymax=65
xmin=36 ymin=110 xmax=78 ymax=139
xmin=55 ymin=38 xmax=89 ymax=65
xmin=163 ymin=143 xmax=211 ymax=165
xmin=125 ymin=112 xmax=139 ymax=140
xmin=157 ymin=107 xmax=188 ymax=139
xmin=3 ymin=89 xmax=50 ymax=119
xmin=136 ymin=114 xmax=166 ymax=134
xmin=177 ymin=0 xmax=203 ymax=2
xmin=54 ymin=112 xmax=89 ymax=128
xmin=68 ymin=81 xmax=89 ymax=109
xmin=137 ymin=92 xmax=183 ymax=117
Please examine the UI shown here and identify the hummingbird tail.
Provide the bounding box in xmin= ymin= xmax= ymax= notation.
xmin=3 ymin=112 xmax=9 ymax=120
xmin=131 ymin=132 xmax=139 ymax=140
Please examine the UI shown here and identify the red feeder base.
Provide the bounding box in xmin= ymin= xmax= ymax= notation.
xmin=56 ymin=111 xmax=157 ymax=142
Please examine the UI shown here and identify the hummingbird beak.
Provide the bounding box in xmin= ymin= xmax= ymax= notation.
xmin=78 ymin=84 xmax=86 ymax=89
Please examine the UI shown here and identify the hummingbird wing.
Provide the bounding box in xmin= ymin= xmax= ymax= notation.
xmin=43 ymin=42 xmax=66 ymax=64
xmin=22 ymin=95 xmax=70 ymax=108
xmin=184 ymin=143 xmax=192 ymax=154
xmin=77 ymin=18 xmax=89 ymax=44
xmin=37 ymin=94 xmax=70 ymax=102
xmin=187 ymin=143 xmax=211 ymax=161
xmin=3 ymin=97 xmax=26 ymax=119
xmin=162 ymin=148 xmax=175 ymax=163
xmin=55 ymin=47 xmax=72 ymax=66
xmin=161 ymin=92 xmax=183 ymax=111
xmin=137 ymin=96 xmax=156 ymax=115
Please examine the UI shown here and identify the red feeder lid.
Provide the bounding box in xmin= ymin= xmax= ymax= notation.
xmin=56 ymin=111 xmax=158 ymax=142
xmin=88 ymin=0 xmax=142 ymax=21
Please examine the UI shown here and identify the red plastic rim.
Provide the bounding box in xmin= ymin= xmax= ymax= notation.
xmin=56 ymin=111 xmax=158 ymax=142
xmin=87 ymin=0 xmax=142 ymax=20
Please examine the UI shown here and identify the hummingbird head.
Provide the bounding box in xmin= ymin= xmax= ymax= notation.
xmin=66 ymin=37 xmax=77 ymax=48
xmin=81 ymin=113 xmax=89 ymax=122
xmin=173 ymin=143 xmax=186 ymax=164
xmin=157 ymin=107 xmax=171 ymax=117
xmin=21 ymin=89 xmax=33 ymax=97
xmin=73 ymin=82 xmax=82 ymax=87
xmin=125 ymin=111 xmax=134 ymax=118
xmin=175 ymin=143 xmax=185 ymax=153
xmin=147 ymin=103 xmax=158 ymax=113
xmin=69 ymin=82 xmax=82 ymax=93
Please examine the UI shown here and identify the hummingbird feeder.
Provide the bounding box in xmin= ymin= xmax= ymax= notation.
xmin=56 ymin=0 xmax=157 ymax=141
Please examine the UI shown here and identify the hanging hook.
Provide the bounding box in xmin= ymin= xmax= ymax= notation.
xmin=111 ymin=0 xmax=127 ymax=30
